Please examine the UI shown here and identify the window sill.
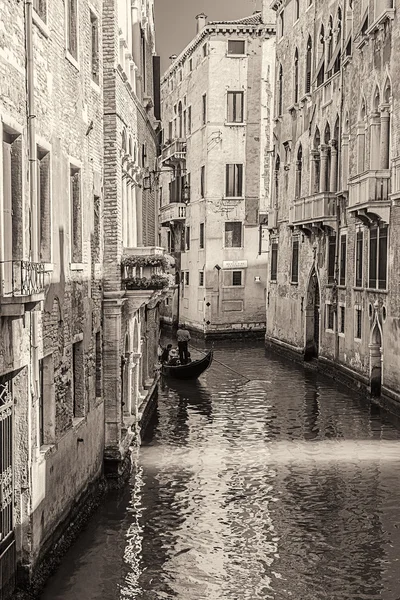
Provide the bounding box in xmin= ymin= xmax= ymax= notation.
xmin=353 ymin=286 xmax=364 ymax=291
xmin=226 ymin=54 xmax=247 ymax=58
xmin=354 ymin=337 xmax=362 ymax=343
xmin=32 ymin=10 xmax=49 ymax=38
xmin=90 ymin=79 xmax=101 ymax=93
xmin=222 ymin=285 xmax=244 ymax=289
xmin=338 ymin=332 xmax=345 ymax=338
xmin=366 ymin=288 xmax=388 ymax=294
xmin=42 ymin=262 xmax=54 ymax=272
xmin=70 ymin=262 xmax=86 ymax=271
xmin=270 ymin=279 xmax=277 ymax=284
xmin=325 ymin=329 xmax=335 ymax=334
xmin=337 ymin=284 xmax=346 ymax=290
xmin=290 ymin=281 xmax=299 ymax=286
xmin=225 ymin=122 xmax=246 ymax=127
xmin=65 ymin=51 xmax=80 ymax=71
xmin=39 ymin=443 xmax=56 ymax=458
xmin=223 ymin=247 xmax=243 ymax=250
xmin=224 ymin=197 xmax=244 ymax=201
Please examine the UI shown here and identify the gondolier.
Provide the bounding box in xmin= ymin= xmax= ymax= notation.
xmin=176 ymin=324 xmax=191 ymax=365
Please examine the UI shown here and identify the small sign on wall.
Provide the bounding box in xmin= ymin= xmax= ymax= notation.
xmin=222 ymin=260 xmax=248 ymax=269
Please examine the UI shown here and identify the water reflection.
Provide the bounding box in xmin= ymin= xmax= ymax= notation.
xmin=40 ymin=345 xmax=400 ymax=600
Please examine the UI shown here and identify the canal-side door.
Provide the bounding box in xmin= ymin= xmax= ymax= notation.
xmin=305 ymin=271 xmax=320 ymax=360
xmin=0 ymin=376 xmax=16 ymax=600
xmin=369 ymin=324 xmax=382 ymax=397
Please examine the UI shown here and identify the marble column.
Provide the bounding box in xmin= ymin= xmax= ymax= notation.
xmin=319 ymin=144 xmax=329 ymax=192
xmin=379 ymin=106 xmax=390 ymax=170
xmin=369 ymin=111 xmax=381 ymax=170
xmin=356 ymin=123 xmax=366 ymax=174
xmin=341 ymin=133 xmax=350 ymax=190
xmin=310 ymin=149 xmax=320 ymax=195
xmin=329 ymin=139 xmax=338 ymax=192
xmin=295 ymin=160 xmax=302 ymax=198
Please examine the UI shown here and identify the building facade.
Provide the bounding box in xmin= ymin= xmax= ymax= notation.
xmin=267 ymin=0 xmax=400 ymax=401
xmin=0 ymin=0 xmax=104 ymax=593
xmin=158 ymin=9 xmax=276 ymax=337
xmin=102 ymin=0 xmax=165 ymax=480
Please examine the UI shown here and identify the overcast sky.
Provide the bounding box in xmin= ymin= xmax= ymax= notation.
xmin=154 ymin=0 xmax=263 ymax=73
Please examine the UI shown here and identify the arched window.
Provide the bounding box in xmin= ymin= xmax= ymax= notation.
xmin=323 ymin=122 xmax=331 ymax=191
xmin=121 ymin=128 xmax=127 ymax=153
xmin=317 ymin=25 xmax=325 ymax=87
xmin=275 ymin=154 xmax=281 ymax=205
xmin=294 ymin=49 xmax=299 ymax=104
xmin=381 ymin=80 xmax=391 ymax=169
xmin=178 ymin=101 xmax=183 ymax=138
xmin=357 ymin=99 xmax=367 ymax=174
xmin=305 ymin=36 xmax=312 ymax=94
xmin=295 ymin=145 xmax=303 ymax=198
xmin=278 ymin=64 xmax=283 ymax=115
xmin=312 ymin=127 xmax=321 ymax=193
xmin=327 ymin=16 xmax=333 ymax=76
xmin=333 ymin=8 xmax=342 ymax=73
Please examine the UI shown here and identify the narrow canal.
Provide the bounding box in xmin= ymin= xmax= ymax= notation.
xmin=41 ymin=343 xmax=400 ymax=599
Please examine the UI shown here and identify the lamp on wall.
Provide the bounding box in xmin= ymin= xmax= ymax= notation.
xmin=182 ymin=182 xmax=191 ymax=204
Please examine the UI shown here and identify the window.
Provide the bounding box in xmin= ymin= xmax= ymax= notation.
xmin=228 ymin=40 xmax=245 ymax=55
xmin=185 ymin=271 xmax=190 ymax=285
xmin=37 ymin=147 xmax=51 ymax=262
xmin=355 ymin=308 xmax=362 ymax=339
xmin=355 ymin=230 xmax=363 ymax=287
xmin=316 ymin=25 xmax=325 ymax=87
xmin=295 ymin=0 xmax=300 ymax=20
xmin=340 ymin=306 xmax=345 ymax=334
xmin=327 ymin=234 xmax=336 ymax=284
xmin=66 ymin=0 xmax=78 ymax=59
xmin=326 ymin=304 xmax=334 ymax=330
xmin=202 ymin=94 xmax=207 ymax=125
xmin=339 ymin=234 xmax=347 ymax=286
xmin=189 ymin=58 xmax=193 ymax=71
xmin=38 ymin=354 xmax=55 ymax=446
xmin=95 ymin=332 xmax=102 ymax=398
xmin=369 ymin=226 xmax=388 ymax=289
xmin=188 ymin=106 xmax=192 ymax=134
xmin=185 ymin=226 xmax=190 ymax=250
xmin=295 ymin=145 xmax=302 ymax=198
xmin=225 ymin=222 xmax=242 ymax=248
xmin=199 ymin=271 xmax=204 ymax=286
xmin=270 ymin=242 xmax=278 ymax=281
xmin=203 ymin=43 xmax=208 ymax=57
xmin=33 ymin=0 xmax=46 ymax=22
xmin=90 ymin=11 xmax=99 ymax=84
xmin=227 ymin=91 xmax=244 ymax=123
xmin=200 ymin=166 xmax=205 ymax=198
xmin=294 ymin=49 xmax=299 ymax=104
xmin=305 ymin=36 xmax=312 ymax=94
xmin=70 ymin=165 xmax=82 ymax=262
xmin=199 ymin=223 xmax=205 ymax=249
xmin=278 ymin=65 xmax=283 ymax=115
xmin=291 ymin=238 xmax=299 ymax=283
xmin=226 ymin=164 xmax=243 ymax=197
xmin=72 ymin=340 xmax=85 ymax=418
xmin=223 ymin=270 xmax=243 ymax=286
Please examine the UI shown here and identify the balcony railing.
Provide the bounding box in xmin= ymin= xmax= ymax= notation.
xmin=159 ymin=202 xmax=187 ymax=225
xmin=0 ymin=261 xmax=46 ymax=298
xmin=290 ymin=192 xmax=336 ymax=226
xmin=161 ymin=139 xmax=187 ymax=164
xmin=349 ymin=170 xmax=391 ymax=209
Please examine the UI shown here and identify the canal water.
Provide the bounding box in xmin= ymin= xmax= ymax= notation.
xmin=41 ymin=343 xmax=400 ymax=600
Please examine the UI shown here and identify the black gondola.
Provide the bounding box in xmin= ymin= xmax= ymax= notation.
xmin=161 ymin=350 xmax=213 ymax=380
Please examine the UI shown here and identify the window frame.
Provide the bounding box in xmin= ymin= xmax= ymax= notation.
xmin=199 ymin=222 xmax=205 ymax=249
xmin=355 ymin=229 xmax=363 ymax=287
xmin=227 ymin=91 xmax=244 ymax=124
xmin=69 ymin=160 xmax=83 ymax=265
xmin=66 ymin=0 xmax=79 ymax=65
xmin=368 ymin=225 xmax=388 ymax=290
xmin=355 ymin=306 xmax=362 ymax=341
xmin=327 ymin=234 xmax=336 ymax=284
xmin=90 ymin=9 xmax=100 ymax=85
xmin=202 ymin=93 xmax=207 ymax=125
xmin=199 ymin=271 xmax=204 ymax=287
xmin=222 ymin=269 xmax=244 ymax=287
xmin=325 ymin=302 xmax=335 ymax=332
xmin=33 ymin=0 xmax=47 ymax=23
xmin=227 ymin=39 xmax=246 ymax=56
xmin=200 ymin=165 xmax=205 ymax=198
xmin=225 ymin=163 xmax=244 ymax=198
xmin=291 ymin=237 xmax=299 ymax=283
xmin=224 ymin=221 xmax=242 ymax=248
xmin=270 ymin=242 xmax=278 ymax=282
xmin=37 ymin=144 xmax=52 ymax=263
xmin=339 ymin=233 xmax=347 ymax=286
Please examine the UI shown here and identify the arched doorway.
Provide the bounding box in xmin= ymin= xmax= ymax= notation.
xmin=369 ymin=323 xmax=382 ymax=397
xmin=305 ymin=269 xmax=320 ymax=360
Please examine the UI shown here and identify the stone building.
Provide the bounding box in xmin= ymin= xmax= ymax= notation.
xmin=0 ymin=0 xmax=103 ymax=594
xmin=158 ymin=8 xmax=275 ymax=337
xmin=102 ymin=0 xmax=165 ymax=480
xmin=266 ymin=0 xmax=400 ymax=402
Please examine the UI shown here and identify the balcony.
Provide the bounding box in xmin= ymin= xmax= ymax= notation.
xmin=0 ymin=261 xmax=46 ymax=316
xmin=160 ymin=139 xmax=187 ymax=165
xmin=159 ymin=202 xmax=187 ymax=226
xmin=290 ymin=192 xmax=336 ymax=231
xmin=348 ymin=170 xmax=391 ymax=224
xmin=121 ymin=247 xmax=174 ymax=308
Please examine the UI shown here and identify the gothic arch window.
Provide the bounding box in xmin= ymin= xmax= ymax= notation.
xmin=305 ymin=36 xmax=312 ymax=94
xmin=295 ymin=144 xmax=303 ymax=198
xmin=327 ymin=16 xmax=334 ymax=77
xmin=313 ymin=127 xmax=321 ymax=193
xmin=324 ymin=122 xmax=331 ymax=191
xmin=121 ymin=128 xmax=127 ymax=154
xmin=178 ymin=101 xmax=183 ymax=138
xmin=381 ymin=79 xmax=391 ymax=169
xmin=294 ymin=48 xmax=299 ymax=104
xmin=357 ymin=98 xmax=367 ymax=173
xmin=278 ymin=64 xmax=283 ymax=115
xmin=317 ymin=25 xmax=325 ymax=86
xmin=275 ymin=154 xmax=281 ymax=205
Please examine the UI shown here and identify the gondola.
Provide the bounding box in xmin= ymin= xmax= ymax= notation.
xmin=161 ymin=350 xmax=213 ymax=380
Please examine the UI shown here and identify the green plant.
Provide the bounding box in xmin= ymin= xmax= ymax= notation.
xmin=121 ymin=253 xmax=175 ymax=271
xmin=124 ymin=274 xmax=170 ymax=291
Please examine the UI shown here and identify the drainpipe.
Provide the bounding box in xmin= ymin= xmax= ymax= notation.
xmin=25 ymin=0 xmax=40 ymax=441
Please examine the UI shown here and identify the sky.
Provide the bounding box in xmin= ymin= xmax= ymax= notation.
xmin=154 ymin=0 xmax=263 ymax=73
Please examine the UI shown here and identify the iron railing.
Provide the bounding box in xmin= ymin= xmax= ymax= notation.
xmin=0 ymin=261 xmax=46 ymax=297
xmin=0 ymin=539 xmax=16 ymax=600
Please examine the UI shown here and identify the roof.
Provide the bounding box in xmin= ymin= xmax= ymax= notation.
xmin=209 ymin=11 xmax=263 ymax=27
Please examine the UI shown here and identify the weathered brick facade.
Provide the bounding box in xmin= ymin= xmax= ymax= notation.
xmin=102 ymin=0 xmax=163 ymax=478
xmin=0 ymin=0 xmax=104 ymax=591
xmin=159 ymin=10 xmax=276 ymax=337
xmin=266 ymin=0 xmax=400 ymax=403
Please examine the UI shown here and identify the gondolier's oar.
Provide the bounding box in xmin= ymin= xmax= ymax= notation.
xmin=190 ymin=344 xmax=251 ymax=383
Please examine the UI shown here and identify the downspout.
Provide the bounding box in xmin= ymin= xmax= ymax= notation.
xmin=25 ymin=0 xmax=40 ymax=439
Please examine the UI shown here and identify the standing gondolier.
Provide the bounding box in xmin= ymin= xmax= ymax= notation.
xmin=176 ymin=324 xmax=191 ymax=365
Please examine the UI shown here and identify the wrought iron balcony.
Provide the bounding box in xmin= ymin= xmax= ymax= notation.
xmin=290 ymin=192 xmax=336 ymax=229
xmin=1 ymin=261 xmax=46 ymax=298
xmin=161 ymin=139 xmax=187 ymax=165
xmin=348 ymin=169 xmax=391 ymax=224
xmin=159 ymin=202 xmax=187 ymax=226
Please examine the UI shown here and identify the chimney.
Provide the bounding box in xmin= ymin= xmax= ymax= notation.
xmin=196 ymin=13 xmax=207 ymax=34
xmin=262 ymin=0 xmax=276 ymax=24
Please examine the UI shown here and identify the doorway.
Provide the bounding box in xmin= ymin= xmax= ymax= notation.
xmin=369 ymin=324 xmax=382 ymax=397
xmin=305 ymin=270 xmax=320 ymax=360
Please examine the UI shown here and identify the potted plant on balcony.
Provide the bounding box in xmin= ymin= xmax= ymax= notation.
xmin=121 ymin=254 xmax=175 ymax=271
xmin=124 ymin=274 xmax=170 ymax=291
